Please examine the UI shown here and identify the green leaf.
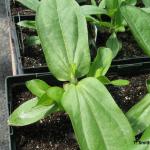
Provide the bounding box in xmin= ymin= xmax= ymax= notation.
xmin=36 ymin=86 xmax=64 ymax=107
xmin=36 ymin=0 xmax=90 ymax=81
xmin=113 ymin=9 xmax=125 ymax=32
xmin=17 ymin=0 xmax=40 ymax=11
xmin=105 ymin=0 xmax=119 ymax=10
xmin=141 ymin=126 xmax=150 ymax=141
xmin=97 ymin=76 xmax=129 ymax=86
xmin=105 ymin=0 xmax=125 ymax=30
xmin=133 ymin=126 xmax=150 ymax=150
xmin=76 ymin=0 xmax=87 ymax=3
xmin=17 ymin=21 xmax=36 ymax=29
xmin=99 ymin=0 xmax=106 ymax=9
xmin=126 ymin=94 xmax=150 ymax=134
xmin=25 ymin=36 xmax=41 ymax=46
xmin=106 ymin=32 xmax=122 ymax=58
xmin=47 ymin=87 xmax=64 ymax=105
xmin=86 ymin=15 xmax=113 ymax=28
xmin=97 ymin=76 xmax=111 ymax=84
xmin=126 ymin=0 xmax=137 ymax=5
xmin=26 ymin=79 xmax=50 ymax=98
xmin=141 ymin=8 xmax=150 ymax=14
xmin=121 ymin=5 xmax=150 ymax=56
xmin=146 ymin=80 xmax=150 ymax=93
xmin=91 ymin=0 xmax=97 ymax=6
xmin=37 ymin=93 xmax=54 ymax=106
xmin=143 ymin=0 xmax=150 ymax=7
xmin=111 ymin=79 xmax=130 ymax=86
xmin=61 ymin=77 xmax=134 ymax=150
xmin=8 ymin=97 xmax=57 ymax=126
xmin=88 ymin=47 xmax=112 ymax=77
xmin=81 ymin=5 xmax=107 ymax=16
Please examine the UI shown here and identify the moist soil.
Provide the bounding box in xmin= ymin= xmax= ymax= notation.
xmin=96 ymin=30 xmax=146 ymax=60
xmin=107 ymin=72 xmax=150 ymax=112
xmin=11 ymin=0 xmax=35 ymax=16
xmin=18 ymin=28 xmax=46 ymax=68
xmin=12 ymin=85 xmax=79 ymax=150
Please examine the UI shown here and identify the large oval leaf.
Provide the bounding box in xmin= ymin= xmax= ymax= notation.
xmin=61 ymin=77 xmax=134 ymax=150
xmin=121 ymin=5 xmax=150 ymax=56
xmin=8 ymin=98 xmax=57 ymax=126
xmin=126 ymin=94 xmax=150 ymax=135
xmin=36 ymin=0 xmax=90 ymax=81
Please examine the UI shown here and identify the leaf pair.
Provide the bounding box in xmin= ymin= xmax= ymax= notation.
xmin=62 ymin=77 xmax=134 ymax=150
xmin=36 ymin=0 xmax=90 ymax=81
xmin=8 ymin=79 xmax=64 ymax=126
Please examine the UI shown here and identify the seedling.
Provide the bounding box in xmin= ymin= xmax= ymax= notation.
xmin=9 ymin=0 xmax=150 ymax=149
xmin=82 ymin=0 xmax=150 ymax=58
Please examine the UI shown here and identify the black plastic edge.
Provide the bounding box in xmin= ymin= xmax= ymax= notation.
xmin=12 ymin=15 xmax=50 ymax=74
xmin=6 ymin=72 xmax=64 ymax=150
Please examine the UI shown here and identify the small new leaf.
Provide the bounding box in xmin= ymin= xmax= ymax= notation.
xmin=88 ymin=47 xmax=112 ymax=77
xmin=17 ymin=21 xmax=36 ymax=29
xmin=97 ymin=76 xmax=130 ymax=86
xmin=47 ymin=87 xmax=64 ymax=106
xmin=25 ymin=36 xmax=41 ymax=46
xmin=106 ymin=32 xmax=122 ymax=58
xmin=111 ymin=79 xmax=130 ymax=86
xmin=26 ymin=79 xmax=50 ymax=98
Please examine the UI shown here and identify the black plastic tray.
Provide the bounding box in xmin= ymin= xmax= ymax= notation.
xmin=6 ymin=72 xmax=63 ymax=150
xmin=6 ymin=64 xmax=150 ymax=149
xmin=12 ymin=15 xmax=50 ymax=74
xmin=12 ymin=14 xmax=150 ymax=74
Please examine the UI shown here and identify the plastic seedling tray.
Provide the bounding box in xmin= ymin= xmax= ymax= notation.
xmin=11 ymin=14 xmax=150 ymax=74
xmin=6 ymin=64 xmax=150 ymax=149
xmin=6 ymin=72 xmax=62 ymax=150
xmin=12 ymin=15 xmax=49 ymax=74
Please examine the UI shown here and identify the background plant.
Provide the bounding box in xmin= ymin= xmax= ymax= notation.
xmin=83 ymin=0 xmax=150 ymax=58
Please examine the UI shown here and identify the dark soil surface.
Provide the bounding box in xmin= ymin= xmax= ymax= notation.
xmin=12 ymin=85 xmax=79 ymax=150
xmin=96 ymin=30 xmax=146 ymax=60
xmin=18 ymin=28 xmax=46 ymax=68
xmin=107 ymin=72 xmax=150 ymax=112
xmin=11 ymin=0 xmax=35 ymax=16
